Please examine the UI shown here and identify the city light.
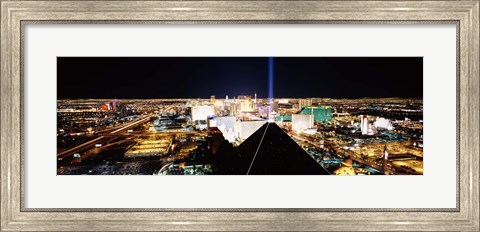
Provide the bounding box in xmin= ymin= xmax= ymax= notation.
xmin=56 ymin=57 xmax=423 ymax=175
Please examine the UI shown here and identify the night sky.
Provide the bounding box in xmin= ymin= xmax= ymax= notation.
xmin=57 ymin=57 xmax=423 ymax=99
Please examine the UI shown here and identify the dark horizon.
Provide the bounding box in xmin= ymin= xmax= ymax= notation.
xmin=57 ymin=57 xmax=423 ymax=99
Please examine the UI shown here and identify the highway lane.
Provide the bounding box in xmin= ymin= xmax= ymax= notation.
xmin=110 ymin=116 xmax=151 ymax=134
xmin=71 ymin=137 xmax=135 ymax=164
xmin=57 ymin=136 xmax=105 ymax=159
xmin=57 ymin=115 xmax=151 ymax=159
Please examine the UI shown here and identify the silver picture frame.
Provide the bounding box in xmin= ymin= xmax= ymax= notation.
xmin=1 ymin=1 xmax=478 ymax=231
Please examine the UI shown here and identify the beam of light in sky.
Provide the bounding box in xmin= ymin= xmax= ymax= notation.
xmin=267 ymin=57 xmax=275 ymax=122
xmin=268 ymin=57 xmax=274 ymax=99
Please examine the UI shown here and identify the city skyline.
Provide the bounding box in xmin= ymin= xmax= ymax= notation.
xmin=57 ymin=57 xmax=423 ymax=175
xmin=57 ymin=57 xmax=423 ymax=99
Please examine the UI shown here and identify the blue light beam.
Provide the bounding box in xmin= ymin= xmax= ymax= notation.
xmin=268 ymin=57 xmax=274 ymax=100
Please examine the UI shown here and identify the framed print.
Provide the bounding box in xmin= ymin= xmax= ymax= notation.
xmin=1 ymin=0 xmax=479 ymax=231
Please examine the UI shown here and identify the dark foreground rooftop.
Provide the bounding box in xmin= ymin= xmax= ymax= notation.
xmin=214 ymin=122 xmax=330 ymax=175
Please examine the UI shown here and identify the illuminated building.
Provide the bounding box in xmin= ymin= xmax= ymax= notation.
xmin=125 ymin=135 xmax=173 ymax=158
xmin=302 ymin=128 xmax=317 ymax=135
xmin=276 ymin=115 xmax=292 ymax=122
xmin=194 ymin=120 xmax=208 ymax=130
xmin=209 ymin=117 xmax=267 ymax=143
xmin=111 ymin=98 xmax=120 ymax=111
xmin=360 ymin=115 xmax=369 ymax=135
xmin=299 ymin=106 xmax=332 ymax=123
xmin=191 ymin=105 xmax=215 ymax=121
xmin=292 ymin=114 xmax=314 ymax=132
xmin=266 ymin=98 xmax=276 ymax=121
xmin=258 ymin=106 xmax=271 ymax=118
xmin=298 ymin=98 xmax=312 ymax=111
xmin=374 ymin=117 xmax=394 ymax=130
xmin=240 ymin=101 xmax=254 ymax=112
xmin=236 ymin=120 xmax=267 ymax=141
xmin=367 ymin=123 xmax=376 ymax=135
xmin=101 ymin=104 xmax=111 ymax=111
xmin=239 ymin=96 xmax=254 ymax=112
xmin=118 ymin=103 xmax=129 ymax=118
xmin=210 ymin=95 xmax=215 ymax=104
xmin=229 ymin=101 xmax=238 ymax=116
xmin=272 ymin=101 xmax=279 ymax=112
xmin=210 ymin=116 xmax=236 ymax=142
xmin=382 ymin=145 xmax=389 ymax=174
